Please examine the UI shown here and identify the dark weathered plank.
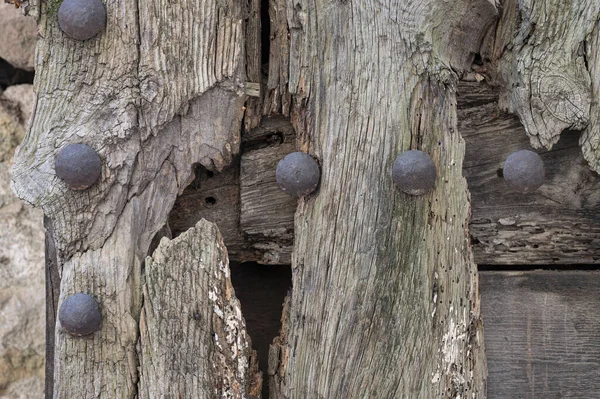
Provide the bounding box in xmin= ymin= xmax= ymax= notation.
xmin=459 ymin=81 xmax=600 ymax=265
xmin=480 ymin=271 xmax=600 ymax=399
xmin=240 ymin=117 xmax=296 ymax=264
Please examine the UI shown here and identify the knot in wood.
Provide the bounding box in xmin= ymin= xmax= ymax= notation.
xmin=538 ymin=74 xmax=588 ymax=125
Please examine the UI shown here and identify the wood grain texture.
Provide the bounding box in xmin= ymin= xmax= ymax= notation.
xmin=139 ymin=219 xmax=261 ymax=399
xmin=267 ymin=1 xmax=497 ymax=397
xmin=459 ymin=81 xmax=600 ymax=265
xmin=240 ymin=117 xmax=296 ymax=265
xmin=484 ymin=0 xmax=600 ymax=172
xmin=12 ymin=1 xmax=249 ymax=396
xmin=481 ymin=271 xmax=600 ymax=399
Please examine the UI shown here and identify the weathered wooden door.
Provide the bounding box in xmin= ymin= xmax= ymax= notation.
xmin=12 ymin=0 xmax=600 ymax=397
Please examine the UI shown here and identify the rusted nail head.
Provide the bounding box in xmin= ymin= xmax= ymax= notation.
xmin=58 ymin=0 xmax=107 ymax=41
xmin=276 ymin=152 xmax=321 ymax=197
xmin=58 ymin=293 xmax=102 ymax=337
xmin=503 ymin=150 xmax=545 ymax=193
xmin=55 ymin=143 xmax=102 ymax=190
xmin=392 ymin=150 xmax=437 ymax=195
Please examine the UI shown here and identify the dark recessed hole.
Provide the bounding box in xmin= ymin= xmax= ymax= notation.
xmin=496 ymin=168 xmax=504 ymax=178
xmin=230 ymin=261 xmax=292 ymax=399
xmin=473 ymin=53 xmax=484 ymax=66
xmin=206 ymin=170 xmax=214 ymax=178
xmin=0 ymin=57 xmax=35 ymax=89
xmin=261 ymin=0 xmax=270 ymax=65
xmin=205 ymin=196 xmax=217 ymax=206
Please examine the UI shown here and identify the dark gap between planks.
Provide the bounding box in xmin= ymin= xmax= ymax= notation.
xmin=230 ymin=261 xmax=291 ymax=399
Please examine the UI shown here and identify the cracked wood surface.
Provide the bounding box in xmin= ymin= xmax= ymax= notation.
xmin=139 ymin=219 xmax=261 ymax=399
xmin=486 ymin=0 xmax=600 ymax=173
xmin=11 ymin=0 xmax=249 ymax=397
xmin=268 ymin=1 xmax=497 ymax=397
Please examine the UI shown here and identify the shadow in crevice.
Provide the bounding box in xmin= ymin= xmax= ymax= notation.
xmin=230 ymin=261 xmax=291 ymax=398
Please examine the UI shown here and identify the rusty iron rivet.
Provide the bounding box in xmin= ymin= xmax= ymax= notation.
xmin=58 ymin=0 xmax=107 ymax=41
xmin=58 ymin=293 xmax=102 ymax=336
xmin=503 ymin=150 xmax=545 ymax=193
xmin=392 ymin=150 xmax=437 ymax=195
xmin=55 ymin=143 xmax=102 ymax=190
xmin=276 ymin=152 xmax=321 ymax=197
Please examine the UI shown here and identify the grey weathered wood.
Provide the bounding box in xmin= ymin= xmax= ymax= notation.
xmin=170 ymin=81 xmax=600 ymax=266
xmin=139 ymin=219 xmax=261 ymax=398
xmin=483 ymin=0 xmax=600 ymax=173
xmin=267 ymin=1 xmax=497 ymax=397
xmin=459 ymin=81 xmax=600 ymax=265
xmin=240 ymin=117 xmax=296 ymax=265
xmin=43 ymin=216 xmax=60 ymax=399
xmin=12 ymin=1 xmax=249 ymax=396
xmin=480 ymin=271 xmax=600 ymax=399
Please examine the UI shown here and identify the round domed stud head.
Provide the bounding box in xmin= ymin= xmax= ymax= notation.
xmin=58 ymin=293 xmax=102 ymax=337
xmin=55 ymin=143 xmax=102 ymax=190
xmin=58 ymin=0 xmax=107 ymax=41
xmin=276 ymin=152 xmax=321 ymax=197
xmin=392 ymin=150 xmax=437 ymax=195
xmin=503 ymin=150 xmax=545 ymax=193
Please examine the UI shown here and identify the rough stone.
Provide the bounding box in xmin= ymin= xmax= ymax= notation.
xmin=0 ymin=86 xmax=44 ymax=398
xmin=0 ymin=4 xmax=37 ymax=71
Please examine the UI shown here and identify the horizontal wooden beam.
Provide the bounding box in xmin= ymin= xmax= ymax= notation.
xmin=168 ymin=82 xmax=600 ymax=265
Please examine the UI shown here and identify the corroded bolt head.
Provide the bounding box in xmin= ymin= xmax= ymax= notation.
xmin=503 ymin=150 xmax=545 ymax=193
xmin=392 ymin=150 xmax=437 ymax=195
xmin=276 ymin=152 xmax=321 ymax=197
xmin=58 ymin=0 xmax=107 ymax=41
xmin=58 ymin=293 xmax=102 ymax=337
xmin=55 ymin=143 xmax=102 ymax=190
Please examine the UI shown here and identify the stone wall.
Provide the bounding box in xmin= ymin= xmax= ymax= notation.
xmin=0 ymin=4 xmax=44 ymax=398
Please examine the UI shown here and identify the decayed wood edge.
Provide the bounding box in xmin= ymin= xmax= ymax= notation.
xmin=244 ymin=0 xmax=263 ymax=132
xmin=262 ymin=0 xmax=290 ymax=117
xmin=483 ymin=0 xmax=600 ymax=173
xmin=480 ymin=270 xmax=600 ymax=398
xmin=16 ymin=1 xmax=248 ymax=396
xmin=43 ymin=216 xmax=60 ymax=399
xmin=139 ymin=219 xmax=261 ymax=398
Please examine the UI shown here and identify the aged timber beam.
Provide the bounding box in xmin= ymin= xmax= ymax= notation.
xmin=169 ymin=82 xmax=600 ymax=266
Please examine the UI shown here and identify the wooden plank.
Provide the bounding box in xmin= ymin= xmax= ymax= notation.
xmin=459 ymin=81 xmax=600 ymax=265
xmin=480 ymin=271 xmax=600 ymax=398
xmin=139 ymin=219 xmax=261 ymax=398
xmin=240 ymin=117 xmax=296 ymax=265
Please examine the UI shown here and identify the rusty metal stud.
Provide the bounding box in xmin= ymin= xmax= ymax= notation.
xmin=58 ymin=0 xmax=107 ymax=41
xmin=58 ymin=293 xmax=102 ymax=336
xmin=55 ymin=143 xmax=102 ymax=190
xmin=503 ymin=150 xmax=545 ymax=193
xmin=392 ymin=150 xmax=437 ymax=195
xmin=276 ymin=152 xmax=321 ymax=197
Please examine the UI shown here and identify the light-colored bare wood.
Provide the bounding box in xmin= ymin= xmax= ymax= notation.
xmin=481 ymin=270 xmax=600 ymax=399
xmin=139 ymin=219 xmax=261 ymax=398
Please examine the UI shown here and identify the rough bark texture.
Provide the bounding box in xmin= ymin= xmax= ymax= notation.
xmin=11 ymin=1 xmax=249 ymax=397
xmin=485 ymin=0 xmax=600 ymax=173
xmin=268 ymin=1 xmax=497 ymax=397
xmin=139 ymin=219 xmax=261 ymax=399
